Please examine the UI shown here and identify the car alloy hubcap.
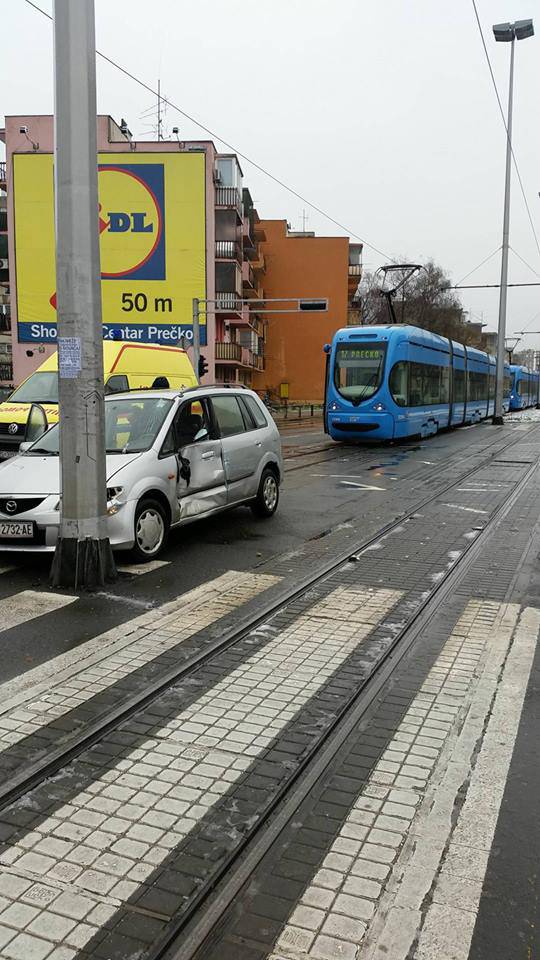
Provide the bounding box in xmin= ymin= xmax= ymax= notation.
xmin=263 ymin=475 xmax=278 ymax=511
xmin=136 ymin=509 xmax=164 ymax=554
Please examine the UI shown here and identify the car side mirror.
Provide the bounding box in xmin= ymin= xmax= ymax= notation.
xmin=25 ymin=403 xmax=48 ymax=444
xmin=193 ymin=427 xmax=209 ymax=442
xmin=18 ymin=442 xmax=32 ymax=454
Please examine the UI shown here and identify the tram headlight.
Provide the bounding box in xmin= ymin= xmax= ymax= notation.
xmin=330 ymin=401 xmax=340 ymax=411
xmin=372 ymin=402 xmax=386 ymax=412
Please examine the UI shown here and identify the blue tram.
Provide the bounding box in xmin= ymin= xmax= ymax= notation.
xmin=509 ymin=364 xmax=540 ymax=411
xmin=323 ymin=325 xmax=512 ymax=442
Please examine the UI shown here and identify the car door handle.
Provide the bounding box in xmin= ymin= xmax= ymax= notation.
xmin=201 ymin=451 xmax=215 ymax=460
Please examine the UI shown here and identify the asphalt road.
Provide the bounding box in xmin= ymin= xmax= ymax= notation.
xmin=0 ymin=419 xmax=529 ymax=683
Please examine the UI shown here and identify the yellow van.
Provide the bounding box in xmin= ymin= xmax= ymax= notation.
xmin=0 ymin=342 xmax=198 ymax=458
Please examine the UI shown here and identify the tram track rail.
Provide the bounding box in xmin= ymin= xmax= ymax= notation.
xmin=0 ymin=426 xmax=536 ymax=816
xmin=282 ymin=419 xmax=533 ymax=480
xmin=0 ymin=425 xmax=537 ymax=960
xmin=163 ymin=450 xmax=540 ymax=960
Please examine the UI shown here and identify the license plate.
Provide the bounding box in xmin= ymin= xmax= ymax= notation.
xmin=0 ymin=521 xmax=34 ymax=538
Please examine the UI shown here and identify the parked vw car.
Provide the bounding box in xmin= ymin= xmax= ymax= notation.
xmin=0 ymin=386 xmax=282 ymax=560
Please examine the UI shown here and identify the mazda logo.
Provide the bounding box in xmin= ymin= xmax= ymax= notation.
xmin=5 ymin=501 xmax=17 ymax=514
xmin=8 ymin=423 xmax=18 ymax=435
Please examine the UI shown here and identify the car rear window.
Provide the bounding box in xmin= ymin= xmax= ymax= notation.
xmin=241 ymin=395 xmax=268 ymax=429
xmin=211 ymin=395 xmax=246 ymax=438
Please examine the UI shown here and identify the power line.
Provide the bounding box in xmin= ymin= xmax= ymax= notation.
xmin=509 ymin=245 xmax=540 ymax=281
xmin=451 ymin=282 xmax=540 ymax=289
xmin=23 ymin=0 xmax=395 ymax=263
xmin=470 ymin=0 xmax=540 ymax=263
xmin=517 ymin=307 xmax=540 ymax=334
xmin=455 ymin=245 xmax=501 ymax=286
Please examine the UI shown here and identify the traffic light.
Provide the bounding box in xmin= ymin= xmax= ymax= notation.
xmin=198 ymin=355 xmax=209 ymax=379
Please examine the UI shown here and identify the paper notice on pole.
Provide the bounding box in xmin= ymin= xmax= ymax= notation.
xmin=58 ymin=337 xmax=81 ymax=379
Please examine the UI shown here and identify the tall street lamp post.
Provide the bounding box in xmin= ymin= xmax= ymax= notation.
xmin=492 ymin=18 xmax=534 ymax=424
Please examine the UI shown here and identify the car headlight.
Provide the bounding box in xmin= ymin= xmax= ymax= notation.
xmin=106 ymin=486 xmax=124 ymax=516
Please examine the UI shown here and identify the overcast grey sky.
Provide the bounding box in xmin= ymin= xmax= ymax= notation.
xmin=2 ymin=0 xmax=540 ymax=347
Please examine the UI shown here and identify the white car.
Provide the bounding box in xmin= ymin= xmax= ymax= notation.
xmin=0 ymin=386 xmax=283 ymax=561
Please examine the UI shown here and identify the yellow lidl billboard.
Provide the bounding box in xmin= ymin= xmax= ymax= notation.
xmin=13 ymin=152 xmax=207 ymax=344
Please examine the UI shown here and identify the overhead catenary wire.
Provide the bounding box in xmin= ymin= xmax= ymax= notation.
xmin=23 ymin=0 xmax=396 ymax=263
xmin=516 ymin=307 xmax=540 ymax=334
xmin=470 ymin=0 xmax=540 ymax=264
xmin=509 ymin=245 xmax=540 ymax=281
xmin=454 ymin=245 xmax=501 ymax=286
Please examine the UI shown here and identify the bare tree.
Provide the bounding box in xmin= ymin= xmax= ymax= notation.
xmin=357 ymin=260 xmax=483 ymax=347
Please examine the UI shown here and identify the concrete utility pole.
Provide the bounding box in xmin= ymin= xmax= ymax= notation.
xmin=50 ymin=0 xmax=116 ymax=589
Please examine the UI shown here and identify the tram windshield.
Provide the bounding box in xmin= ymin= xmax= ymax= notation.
xmin=334 ymin=343 xmax=387 ymax=405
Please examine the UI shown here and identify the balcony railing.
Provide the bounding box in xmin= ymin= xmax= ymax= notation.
xmin=348 ymin=264 xmax=362 ymax=276
xmin=0 ymin=162 xmax=6 ymax=184
xmin=215 ymin=240 xmax=242 ymax=262
xmin=215 ymin=341 xmax=242 ymax=362
xmin=254 ymin=354 xmax=264 ymax=371
xmin=216 ymin=186 xmax=242 ymax=217
xmin=215 ymin=292 xmax=243 ymax=313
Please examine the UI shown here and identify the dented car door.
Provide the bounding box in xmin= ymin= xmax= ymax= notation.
xmin=174 ymin=398 xmax=227 ymax=518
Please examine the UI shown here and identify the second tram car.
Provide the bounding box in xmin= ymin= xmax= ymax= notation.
xmin=324 ymin=325 xmax=512 ymax=442
xmin=509 ymin=364 xmax=540 ymax=411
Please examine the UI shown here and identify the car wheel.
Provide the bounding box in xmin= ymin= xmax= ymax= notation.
xmin=251 ymin=468 xmax=279 ymax=518
xmin=131 ymin=498 xmax=169 ymax=561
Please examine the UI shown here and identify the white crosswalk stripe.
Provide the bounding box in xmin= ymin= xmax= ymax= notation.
xmin=1 ymin=590 xmax=76 ymax=634
xmin=0 ymin=571 xmax=280 ymax=752
xmin=115 ymin=560 xmax=170 ymax=576
xmin=0 ymin=585 xmax=402 ymax=955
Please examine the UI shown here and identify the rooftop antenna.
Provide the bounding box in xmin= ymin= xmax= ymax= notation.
xmin=157 ymin=78 xmax=162 ymax=141
xmin=301 ymin=209 xmax=309 ymax=232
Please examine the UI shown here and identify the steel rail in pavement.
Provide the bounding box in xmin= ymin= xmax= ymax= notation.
xmin=0 ymin=426 xmax=536 ymax=821
xmin=159 ymin=451 xmax=540 ymax=960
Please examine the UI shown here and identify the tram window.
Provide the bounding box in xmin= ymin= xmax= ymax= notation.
xmin=408 ymin=361 xmax=448 ymax=406
xmin=389 ymin=362 xmax=408 ymax=406
xmin=503 ymin=374 xmax=512 ymax=396
xmin=489 ymin=373 xmax=496 ymax=399
xmin=454 ymin=368 xmax=465 ymax=403
xmin=440 ymin=366 xmax=450 ymax=403
xmin=468 ymin=370 xmax=488 ymax=401
xmin=425 ymin=365 xmax=442 ymax=404
xmin=333 ymin=343 xmax=387 ymax=403
xmin=409 ymin=363 xmax=424 ymax=406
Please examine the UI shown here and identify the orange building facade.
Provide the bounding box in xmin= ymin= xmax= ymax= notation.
xmin=253 ymin=220 xmax=361 ymax=403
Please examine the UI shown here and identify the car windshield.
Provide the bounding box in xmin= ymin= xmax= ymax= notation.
xmin=334 ymin=343 xmax=387 ymax=405
xmin=9 ymin=372 xmax=59 ymax=404
xmin=24 ymin=397 xmax=174 ymax=456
